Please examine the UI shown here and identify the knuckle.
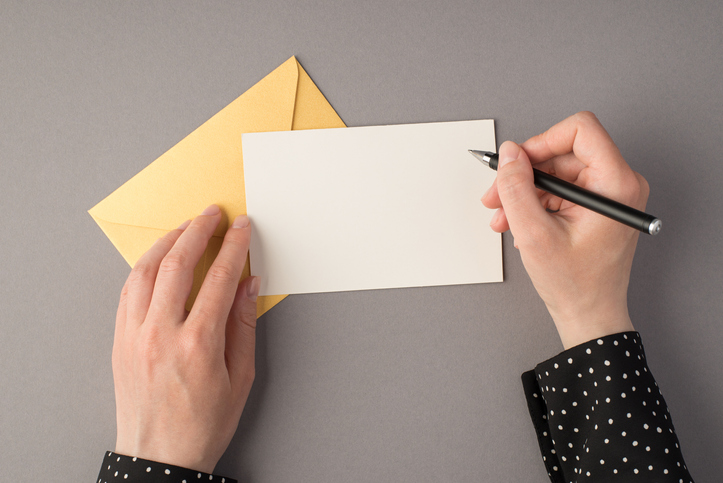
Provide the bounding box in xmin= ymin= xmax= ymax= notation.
xmin=118 ymin=283 xmax=130 ymax=307
xmin=192 ymin=304 xmax=214 ymax=322
xmin=225 ymin=228 xmax=250 ymax=245
xmin=180 ymin=327 xmax=201 ymax=352
xmin=575 ymin=110 xmax=598 ymax=123
xmin=498 ymin=170 xmax=530 ymax=200
xmin=155 ymin=235 xmax=175 ymax=250
xmin=184 ymin=221 xmax=213 ymax=240
xmin=188 ymin=304 xmax=227 ymax=337
xmin=179 ymin=326 xmax=214 ymax=359
xmin=206 ymin=263 xmax=238 ymax=286
xmin=158 ymin=238 xmax=179 ymax=256
xmin=137 ymin=327 xmax=166 ymax=365
xmin=120 ymin=280 xmax=130 ymax=298
xmin=128 ymin=262 xmax=154 ymax=287
xmin=238 ymin=304 xmax=259 ymax=330
xmin=159 ymin=250 xmax=189 ymax=275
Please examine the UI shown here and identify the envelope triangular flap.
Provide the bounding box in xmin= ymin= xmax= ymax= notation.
xmin=88 ymin=57 xmax=300 ymax=235
xmin=92 ymin=219 xmax=168 ymax=267
xmin=89 ymin=56 xmax=345 ymax=317
xmin=292 ymin=61 xmax=346 ymax=131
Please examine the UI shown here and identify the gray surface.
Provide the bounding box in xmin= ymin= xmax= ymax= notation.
xmin=1 ymin=1 xmax=721 ymax=481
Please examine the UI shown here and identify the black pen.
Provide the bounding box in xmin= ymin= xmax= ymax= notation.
xmin=468 ymin=150 xmax=662 ymax=235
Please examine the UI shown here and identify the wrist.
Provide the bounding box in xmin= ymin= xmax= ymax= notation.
xmin=115 ymin=439 xmax=218 ymax=474
xmin=547 ymin=304 xmax=634 ymax=350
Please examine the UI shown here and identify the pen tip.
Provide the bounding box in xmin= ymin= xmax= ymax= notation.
xmin=467 ymin=149 xmax=489 ymax=164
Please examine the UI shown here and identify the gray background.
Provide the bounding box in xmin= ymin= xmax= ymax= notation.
xmin=1 ymin=1 xmax=720 ymax=481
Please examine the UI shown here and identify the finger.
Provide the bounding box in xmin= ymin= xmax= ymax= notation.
xmin=489 ymin=207 xmax=510 ymax=233
xmin=225 ymin=276 xmax=259 ymax=398
xmin=495 ymin=141 xmax=555 ymax=248
xmin=530 ymin=152 xmax=587 ymax=183
xmin=190 ymin=215 xmax=251 ymax=333
xmin=483 ymin=173 xmax=550 ymax=211
xmin=126 ymin=225 xmax=187 ymax=328
xmin=485 ymin=149 xmax=584 ymax=212
xmin=488 ymin=192 xmax=560 ymax=226
xmin=539 ymin=192 xmax=565 ymax=213
xmin=147 ymin=204 xmax=222 ymax=323
xmin=521 ymin=111 xmax=627 ymax=173
xmin=481 ymin=179 xmax=501 ymax=209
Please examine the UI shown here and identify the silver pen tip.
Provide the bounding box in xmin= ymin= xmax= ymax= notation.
xmin=648 ymin=219 xmax=662 ymax=235
xmin=468 ymin=149 xmax=490 ymax=167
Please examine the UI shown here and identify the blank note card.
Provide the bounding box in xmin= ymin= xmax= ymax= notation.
xmin=242 ymin=120 xmax=501 ymax=296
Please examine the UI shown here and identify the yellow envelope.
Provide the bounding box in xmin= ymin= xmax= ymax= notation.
xmin=89 ymin=56 xmax=346 ymax=317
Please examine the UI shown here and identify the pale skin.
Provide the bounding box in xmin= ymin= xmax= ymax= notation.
xmin=482 ymin=111 xmax=648 ymax=349
xmin=113 ymin=204 xmax=259 ymax=472
xmin=112 ymin=111 xmax=648 ymax=472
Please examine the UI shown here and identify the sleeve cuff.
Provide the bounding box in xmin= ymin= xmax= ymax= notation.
xmin=520 ymin=331 xmax=694 ymax=482
xmin=97 ymin=451 xmax=237 ymax=483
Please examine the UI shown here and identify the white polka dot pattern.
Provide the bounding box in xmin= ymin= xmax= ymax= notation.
xmin=521 ymin=332 xmax=695 ymax=482
xmin=96 ymin=452 xmax=234 ymax=483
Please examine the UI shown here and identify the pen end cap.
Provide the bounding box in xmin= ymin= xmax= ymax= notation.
xmin=648 ymin=219 xmax=662 ymax=235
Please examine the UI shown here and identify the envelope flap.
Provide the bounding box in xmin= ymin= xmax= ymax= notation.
xmin=88 ymin=56 xmax=301 ymax=233
xmin=89 ymin=56 xmax=345 ymax=318
xmin=293 ymin=61 xmax=346 ymax=131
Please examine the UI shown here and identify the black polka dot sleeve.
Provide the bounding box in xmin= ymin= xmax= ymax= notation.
xmin=521 ymin=331 xmax=695 ymax=482
xmin=96 ymin=451 xmax=237 ymax=483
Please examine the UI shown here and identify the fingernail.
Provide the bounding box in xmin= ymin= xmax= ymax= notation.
xmin=232 ymin=215 xmax=250 ymax=229
xmin=490 ymin=209 xmax=501 ymax=227
xmin=246 ymin=276 xmax=260 ymax=301
xmin=498 ymin=141 xmax=520 ymax=169
xmin=177 ymin=219 xmax=191 ymax=230
xmin=201 ymin=204 xmax=220 ymax=216
xmin=482 ymin=184 xmax=493 ymax=201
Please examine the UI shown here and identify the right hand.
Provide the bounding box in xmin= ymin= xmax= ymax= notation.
xmin=482 ymin=112 xmax=650 ymax=349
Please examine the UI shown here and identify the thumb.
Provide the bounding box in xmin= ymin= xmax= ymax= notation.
xmin=495 ymin=141 xmax=551 ymax=246
xmin=225 ymin=276 xmax=259 ymax=396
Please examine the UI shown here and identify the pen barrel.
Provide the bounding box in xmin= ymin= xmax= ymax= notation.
xmin=532 ymin=169 xmax=658 ymax=234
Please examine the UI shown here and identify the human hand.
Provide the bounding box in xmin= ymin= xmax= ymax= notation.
xmin=112 ymin=204 xmax=259 ymax=473
xmin=482 ymin=112 xmax=649 ymax=349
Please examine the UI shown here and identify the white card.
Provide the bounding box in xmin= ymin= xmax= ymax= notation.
xmin=242 ymin=120 xmax=501 ymax=296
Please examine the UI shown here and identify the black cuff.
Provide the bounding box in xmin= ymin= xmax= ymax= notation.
xmin=97 ymin=451 xmax=237 ymax=483
xmin=521 ymin=331 xmax=694 ymax=482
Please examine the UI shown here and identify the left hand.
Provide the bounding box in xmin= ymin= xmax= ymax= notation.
xmin=112 ymin=204 xmax=259 ymax=473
